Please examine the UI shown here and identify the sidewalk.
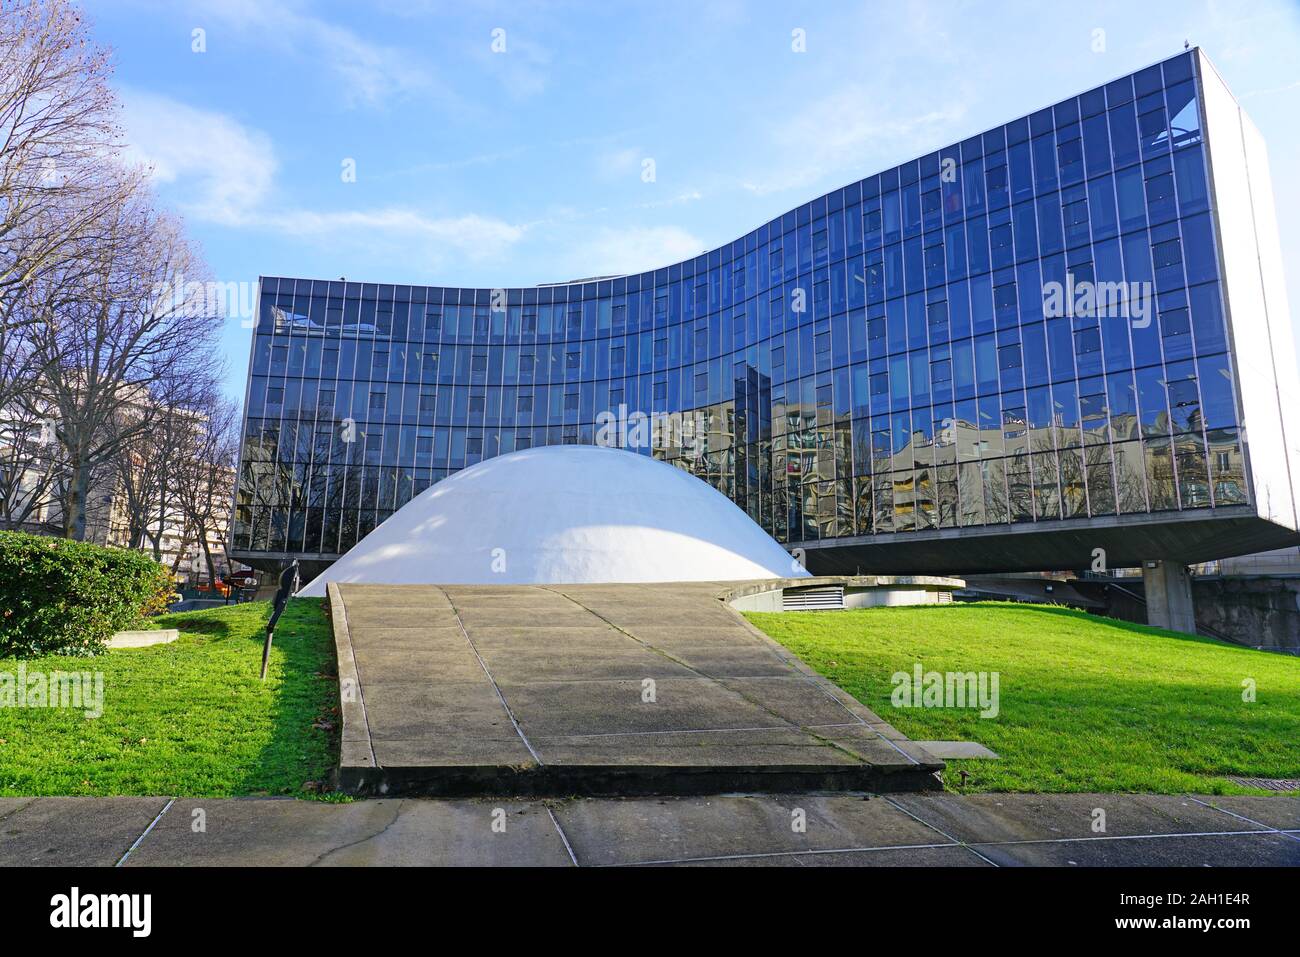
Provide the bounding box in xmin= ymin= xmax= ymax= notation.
xmin=2 ymin=793 xmax=1296 ymax=867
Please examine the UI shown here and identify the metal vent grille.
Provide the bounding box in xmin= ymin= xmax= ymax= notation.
xmin=782 ymin=586 xmax=845 ymax=611
xmin=937 ymin=590 xmax=953 ymax=604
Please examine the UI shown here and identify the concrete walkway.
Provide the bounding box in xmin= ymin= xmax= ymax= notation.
xmin=2 ymin=793 xmax=1296 ymax=867
xmin=331 ymin=582 xmax=942 ymax=795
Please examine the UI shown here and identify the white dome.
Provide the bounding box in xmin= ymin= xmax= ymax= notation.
xmin=298 ymin=445 xmax=809 ymax=594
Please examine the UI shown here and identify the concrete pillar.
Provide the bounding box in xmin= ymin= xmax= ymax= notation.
xmin=1143 ymin=560 xmax=1197 ymax=634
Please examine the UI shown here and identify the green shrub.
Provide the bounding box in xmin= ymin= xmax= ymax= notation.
xmin=0 ymin=531 xmax=174 ymax=658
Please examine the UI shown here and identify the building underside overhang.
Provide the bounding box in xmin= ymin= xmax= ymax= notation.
xmin=794 ymin=506 xmax=1300 ymax=576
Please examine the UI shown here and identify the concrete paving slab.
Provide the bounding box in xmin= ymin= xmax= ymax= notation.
xmin=972 ymin=832 xmax=1300 ymax=867
xmin=718 ymin=676 xmax=867 ymax=726
xmin=359 ymin=681 xmax=521 ymax=743
xmin=551 ymin=794 xmax=953 ymax=866
xmin=499 ymin=677 xmax=795 ymax=737
xmin=0 ymin=797 xmax=169 ymax=866
xmin=892 ymin=792 xmax=1270 ymax=844
xmin=656 ymin=645 xmax=796 ymax=678
xmin=1191 ymin=795 xmax=1300 ymax=831
xmin=123 ymin=799 xmax=573 ymax=867
xmin=371 ymin=736 xmax=538 ymax=768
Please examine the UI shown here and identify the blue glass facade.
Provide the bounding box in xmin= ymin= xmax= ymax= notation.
xmin=233 ymin=51 xmax=1256 ymax=569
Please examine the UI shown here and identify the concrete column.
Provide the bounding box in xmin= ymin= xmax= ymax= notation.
xmin=1143 ymin=560 xmax=1197 ymax=634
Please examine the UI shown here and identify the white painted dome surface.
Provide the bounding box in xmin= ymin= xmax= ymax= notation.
xmin=298 ymin=445 xmax=809 ymax=595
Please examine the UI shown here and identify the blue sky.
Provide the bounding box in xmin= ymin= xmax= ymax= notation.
xmin=83 ymin=0 xmax=1300 ymax=401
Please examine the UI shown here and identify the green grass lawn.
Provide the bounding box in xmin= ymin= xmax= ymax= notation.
xmin=746 ymin=602 xmax=1300 ymax=795
xmin=0 ymin=599 xmax=338 ymax=797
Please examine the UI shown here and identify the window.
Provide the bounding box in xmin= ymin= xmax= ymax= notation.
xmin=469 ymin=395 xmax=485 ymax=413
xmin=517 ymin=394 xmax=533 ymax=412
xmin=998 ymin=344 xmax=1022 ymax=370
xmin=563 ymin=390 xmax=579 ymax=411
xmin=1161 ymin=306 xmax=1190 ymax=338
xmin=419 ymin=392 xmax=436 ymax=412
xmin=1152 ymin=238 xmax=1182 ymax=269
xmin=267 ymin=386 xmax=284 ymax=405
xmin=466 ymin=436 xmax=482 ymax=454
xmin=369 ymin=390 xmax=386 ymax=411
xmin=1057 ymin=138 xmax=1083 ymax=172
xmin=471 ymin=354 xmax=487 ymax=372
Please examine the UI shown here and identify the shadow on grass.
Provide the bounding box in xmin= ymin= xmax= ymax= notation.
xmin=931 ymin=601 xmax=1252 ymax=652
xmin=242 ymin=598 xmax=339 ymax=796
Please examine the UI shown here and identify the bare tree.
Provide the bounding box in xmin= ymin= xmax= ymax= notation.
xmin=175 ymin=395 xmax=240 ymax=587
xmin=27 ymin=184 xmax=223 ymax=540
xmin=0 ymin=0 xmax=128 ymax=351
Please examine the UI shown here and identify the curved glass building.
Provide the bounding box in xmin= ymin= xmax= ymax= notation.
xmin=232 ymin=49 xmax=1300 ymax=588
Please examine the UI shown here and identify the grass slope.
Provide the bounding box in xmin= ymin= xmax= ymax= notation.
xmin=746 ymin=602 xmax=1300 ymax=795
xmin=0 ymin=599 xmax=338 ymax=797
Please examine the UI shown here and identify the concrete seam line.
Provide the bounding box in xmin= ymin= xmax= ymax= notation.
xmin=734 ymin=610 xmax=923 ymax=766
xmin=883 ymin=796 xmax=1000 ymax=867
xmin=970 ymin=828 xmax=1280 ymax=848
xmin=713 ymin=588 xmax=931 ymax=766
xmin=115 ymin=798 xmax=176 ymax=867
xmin=539 ymin=585 xmax=867 ymax=757
xmin=1188 ymin=795 xmax=1300 ymax=843
xmin=545 ymin=805 xmax=579 ymax=867
xmin=442 ymin=587 xmax=543 ymax=766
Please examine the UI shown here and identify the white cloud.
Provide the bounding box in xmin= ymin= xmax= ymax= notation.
xmin=264 ymin=210 xmax=525 ymax=259
xmin=190 ymin=0 xmax=436 ymax=107
xmin=122 ymin=90 xmax=277 ymax=225
xmin=742 ymin=86 xmax=969 ymax=196
xmin=595 ymin=146 xmax=645 ymax=181
xmin=567 ymin=226 xmax=706 ymax=276
xmin=122 ymin=91 xmax=524 ymax=260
